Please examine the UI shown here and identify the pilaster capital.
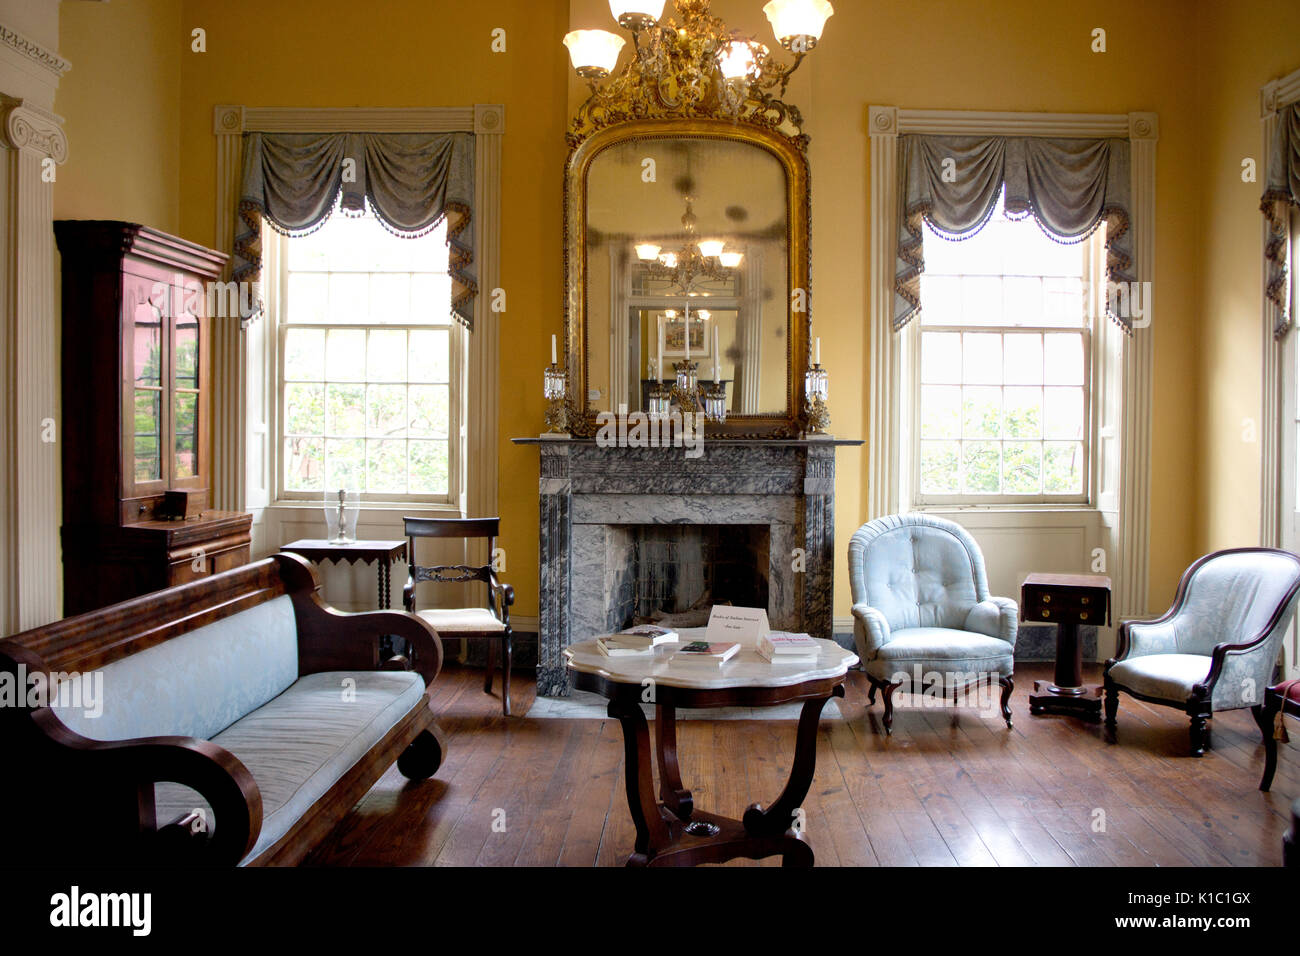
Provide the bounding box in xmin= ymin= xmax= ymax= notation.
xmin=0 ymin=95 xmax=67 ymax=162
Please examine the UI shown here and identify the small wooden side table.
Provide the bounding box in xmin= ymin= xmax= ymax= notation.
xmin=565 ymin=636 xmax=858 ymax=868
xmin=280 ymin=539 xmax=408 ymax=609
xmin=1021 ymin=573 xmax=1111 ymax=721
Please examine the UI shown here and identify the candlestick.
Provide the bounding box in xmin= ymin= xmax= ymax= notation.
xmin=684 ymin=305 xmax=690 ymax=361
xmin=551 ymin=334 xmax=557 ymax=365
xmin=657 ymin=315 xmax=664 ymax=383
xmin=815 ymin=336 xmax=821 ymax=365
xmin=713 ymin=325 xmax=720 ymax=382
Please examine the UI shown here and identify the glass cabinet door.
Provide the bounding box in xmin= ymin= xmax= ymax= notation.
xmin=131 ymin=295 xmax=164 ymax=484
xmin=172 ymin=299 xmax=201 ymax=481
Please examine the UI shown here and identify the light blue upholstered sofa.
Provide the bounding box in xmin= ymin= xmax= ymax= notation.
xmin=1104 ymin=547 xmax=1300 ymax=757
xmin=0 ymin=553 xmax=445 ymax=866
xmin=849 ymin=513 xmax=1017 ymax=733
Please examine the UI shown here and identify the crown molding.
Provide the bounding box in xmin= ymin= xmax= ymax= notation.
xmin=0 ymin=22 xmax=70 ymax=79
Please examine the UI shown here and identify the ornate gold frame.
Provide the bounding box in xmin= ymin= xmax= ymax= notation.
xmin=563 ymin=118 xmax=812 ymax=439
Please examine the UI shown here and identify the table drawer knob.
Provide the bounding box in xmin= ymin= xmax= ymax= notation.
xmin=1041 ymin=610 xmax=1050 ymax=619
xmin=1043 ymin=594 xmax=1051 ymax=604
xmin=1080 ymin=611 xmax=1089 ymax=621
xmin=1081 ymin=596 xmax=1090 ymax=605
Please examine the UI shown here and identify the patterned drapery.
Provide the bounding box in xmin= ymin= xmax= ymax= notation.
xmin=232 ymin=131 xmax=477 ymax=328
xmin=894 ymin=134 xmax=1134 ymax=332
xmin=1262 ymin=102 xmax=1300 ymax=338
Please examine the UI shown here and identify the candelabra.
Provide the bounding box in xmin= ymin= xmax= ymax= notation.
xmin=804 ymin=361 xmax=829 ymax=434
xmin=544 ymin=361 xmax=570 ymax=434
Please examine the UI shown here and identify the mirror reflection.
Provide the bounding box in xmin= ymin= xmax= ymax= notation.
xmin=585 ymin=136 xmax=789 ymax=416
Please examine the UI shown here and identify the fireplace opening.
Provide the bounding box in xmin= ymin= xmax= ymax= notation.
xmin=603 ymin=524 xmax=771 ymax=632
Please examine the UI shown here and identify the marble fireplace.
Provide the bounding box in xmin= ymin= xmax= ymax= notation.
xmin=517 ymin=437 xmax=857 ymax=696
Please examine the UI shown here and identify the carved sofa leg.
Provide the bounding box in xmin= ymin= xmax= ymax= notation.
xmin=998 ymin=676 xmax=1014 ymax=729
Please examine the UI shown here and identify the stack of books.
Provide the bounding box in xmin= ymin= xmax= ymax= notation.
xmin=596 ymin=624 xmax=678 ymax=657
xmin=671 ymin=641 xmax=741 ymax=666
xmin=757 ymin=632 xmax=820 ymax=664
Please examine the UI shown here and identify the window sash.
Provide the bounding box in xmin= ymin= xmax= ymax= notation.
xmin=270 ymin=229 xmax=463 ymax=506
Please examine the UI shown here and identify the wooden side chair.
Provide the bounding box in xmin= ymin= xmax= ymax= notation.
xmin=1259 ymin=677 xmax=1300 ymax=791
xmin=404 ymin=517 xmax=515 ymax=716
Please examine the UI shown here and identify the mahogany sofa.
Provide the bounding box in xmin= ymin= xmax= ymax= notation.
xmin=0 ymin=552 xmax=445 ymax=866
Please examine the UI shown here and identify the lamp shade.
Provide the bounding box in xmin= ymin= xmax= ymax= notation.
xmin=697 ymin=239 xmax=725 ymax=258
xmin=658 ymin=252 xmax=678 ymax=268
xmin=635 ymin=243 xmax=661 ymax=261
xmin=563 ymin=30 xmax=626 ymax=78
xmin=608 ymin=0 xmax=665 ymax=28
xmin=719 ymin=251 xmax=744 ymax=268
xmin=762 ymin=0 xmax=834 ymax=48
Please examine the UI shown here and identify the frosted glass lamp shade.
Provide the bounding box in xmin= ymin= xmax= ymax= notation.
xmin=697 ymin=239 xmax=725 ymax=258
xmin=763 ymin=0 xmax=834 ymax=51
xmin=719 ymin=40 xmax=763 ymax=80
xmin=563 ymin=30 xmax=626 ymax=79
xmin=658 ymin=252 xmax=678 ymax=268
xmin=719 ymin=251 xmax=744 ymax=268
xmin=635 ymin=243 xmax=661 ymax=261
xmin=608 ymin=0 xmax=665 ymax=30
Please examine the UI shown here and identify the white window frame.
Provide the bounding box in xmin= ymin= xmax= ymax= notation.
xmin=868 ymin=106 xmax=1158 ymax=632
xmin=266 ymin=220 xmax=466 ymax=507
xmin=908 ymin=227 xmax=1099 ymax=507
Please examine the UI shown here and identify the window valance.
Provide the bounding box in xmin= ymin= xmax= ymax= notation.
xmin=232 ymin=131 xmax=477 ymax=329
xmin=894 ymin=134 xmax=1134 ymax=331
xmin=1262 ymin=101 xmax=1300 ymax=338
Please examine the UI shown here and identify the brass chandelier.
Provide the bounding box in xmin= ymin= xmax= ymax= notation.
xmin=635 ymin=195 xmax=744 ymax=294
xmin=562 ymin=0 xmax=835 ymax=146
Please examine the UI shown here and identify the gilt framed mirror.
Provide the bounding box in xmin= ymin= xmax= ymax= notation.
xmin=563 ymin=118 xmax=811 ymax=438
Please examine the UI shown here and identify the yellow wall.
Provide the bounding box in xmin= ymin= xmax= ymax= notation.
xmin=51 ymin=0 xmax=1296 ymax=624
xmin=54 ymin=0 xmax=182 ymax=231
xmin=1196 ymin=2 xmax=1300 ymax=554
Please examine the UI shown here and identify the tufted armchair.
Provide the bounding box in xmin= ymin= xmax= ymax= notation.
xmin=849 ymin=514 xmax=1016 ymax=734
xmin=1104 ymin=547 xmax=1300 ymax=757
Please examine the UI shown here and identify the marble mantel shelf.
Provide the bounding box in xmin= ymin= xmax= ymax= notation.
xmin=517 ymin=434 xmax=861 ymax=697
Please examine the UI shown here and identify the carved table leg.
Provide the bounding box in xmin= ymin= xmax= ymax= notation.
xmin=655 ymin=704 xmax=693 ymax=821
xmin=742 ymin=685 xmax=843 ymax=850
xmin=609 ymin=696 xmax=669 ymax=865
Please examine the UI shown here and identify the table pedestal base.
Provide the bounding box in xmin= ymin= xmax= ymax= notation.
xmin=609 ymin=686 xmax=842 ymax=868
xmin=1028 ymin=680 xmax=1103 ymax=720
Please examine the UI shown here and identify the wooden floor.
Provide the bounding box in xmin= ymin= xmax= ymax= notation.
xmin=306 ymin=662 xmax=1299 ymax=867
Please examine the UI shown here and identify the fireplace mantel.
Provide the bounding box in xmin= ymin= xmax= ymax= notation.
xmin=513 ymin=436 xmax=862 ymax=696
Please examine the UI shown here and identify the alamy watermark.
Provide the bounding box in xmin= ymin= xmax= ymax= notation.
xmin=150 ymin=274 xmax=260 ymax=320
xmin=889 ymin=665 xmax=1002 ymax=719
xmin=595 ymin=403 xmax=704 ymax=459
xmin=1082 ymin=278 xmax=1152 ymax=328
xmin=0 ymin=664 xmax=103 ymax=719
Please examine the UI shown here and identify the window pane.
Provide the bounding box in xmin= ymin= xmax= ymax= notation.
xmin=1044 ymin=387 xmax=1085 ymax=440
xmin=1004 ymin=442 xmax=1041 ymax=494
xmin=369 ymin=274 xmax=411 ymax=324
xmin=921 ymin=332 xmax=961 ymax=383
xmin=287 ymin=273 xmax=328 ymax=324
xmin=285 ymin=383 xmax=324 ymax=434
xmin=920 ymin=385 xmax=960 ymax=439
xmin=918 ymin=275 xmax=961 ymax=325
xmin=325 ymin=329 xmax=366 ymax=380
xmin=1043 ymin=441 xmax=1084 ymax=494
xmin=327 ymin=273 xmax=368 ymax=325
xmin=409 ymin=329 xmax=449 ymax=383
xmin=919 ymin=441 xmax=960 ymax=494
xmin=1003 ymin=277 xmax=1042 ymax=326
xmin=962 ymin=441 xmax=1002 ymax=493
xmin=326 ymin=384 xmax=365 ymax=436
xmin=411 ymin=274 xmax=453 ymax=325
xmin=1044 ymin=276 xmax=1085 ymax=327
xmin=284 ymin=328 xmax=325 ymax=381
xmin=962 ymin=386 xmax=1001 ymax=439
xmin=174 ymin=392 xmax=198 ymax=479
xmin=961 ymin=276 xmax=1002 ymax=326
xmin=963 ymin=333 xmax=1001 ymax=384
xmin=324 ymin=438 xmax=364 ymax=489
xmin=1045 ymin=333 xmax=1084 ymax=385
xmin=409 ymin=440 xmax=449 ymax=495
xmin=367 ymin=329 xmax=407 ymax=382
xmin=134 ymin=390 xmax=161 ymax=482
xmin=410 ymin=384 xmax=450 ymax=439
xmin=175 ymin=316 xmax=199 ymax=389
xmin=367 ymin=384 xmax=407 ymax=438
xmin=367 ymin=439 xmax=407 ymax=492
xmin=1003 ymin=386 xmax=1042 ymax=439
xmin=1003 ymin=333 xmax=1043 ymax=385
xmin=284 ymin=436 xmax=324 ymax=491
xmin=134 ymin=303 xmax=163 ymax=386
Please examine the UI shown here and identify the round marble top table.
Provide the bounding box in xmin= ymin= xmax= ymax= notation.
xmin=564 ymin=635 xmax=859 ymax=867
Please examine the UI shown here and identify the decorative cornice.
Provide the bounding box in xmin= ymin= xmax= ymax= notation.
xmin=1261 ymin=66 xmax=1300 ymax=118
xmin=0 ymin=23 xmax=70 ymax=79
xmin=215 ymin=105 xmax=484 ymax=134
xmin=889 ymin=107 xmax=1131 ymax=138
xmin=0 ymin=96 xmax=67 ymax=161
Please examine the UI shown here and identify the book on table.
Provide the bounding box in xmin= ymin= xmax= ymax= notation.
xmin=609 ymin=624 xmax=679 ymax=648
xmin=596 ymin=637 xmax=655 ymax=657
xmin=758 ymin=632 xmax=820 ymax=664
xmin=671 ymin=641 xmax=741 ymax=665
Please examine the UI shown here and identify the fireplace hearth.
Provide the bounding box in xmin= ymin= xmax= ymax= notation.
xmin=515 ymin=436 xmax=860 ymax=697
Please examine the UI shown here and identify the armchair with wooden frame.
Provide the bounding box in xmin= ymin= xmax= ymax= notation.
xmin=404 ymin=517 xmax=515 ymax=716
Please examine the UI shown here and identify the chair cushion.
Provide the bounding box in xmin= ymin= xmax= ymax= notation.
xmin=154 ymin=670 xmax=426 ymax=864
xmin=863 ymin=627 xmax=1013 ymax=681
xmin=52 ymin=595 xmax=299 ymax=743
xmin=1273 ymin=679 xmax=1300 ymax=706
xmin=1109 ymin=653 xmax=1213 ymax=703
xmin=416 ymin=607 xmax=505 ymax=633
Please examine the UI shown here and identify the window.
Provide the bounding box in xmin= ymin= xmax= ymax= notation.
xmin=912 ymin=190 xmax=1093 ymax=505
xmin=275 ymin=206 xmax=462 ymax=503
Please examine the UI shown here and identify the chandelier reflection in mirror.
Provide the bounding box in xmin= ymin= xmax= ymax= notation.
xmin=562 ymin=0 xmax=834 ymax=147
xmin=635 ymin=195 xmax=743 ymax=296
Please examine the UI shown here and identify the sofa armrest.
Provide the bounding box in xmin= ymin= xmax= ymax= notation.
xmin=965 ymin=597 xmax=1018 ymax=647
xmin=1118 ymin=619 xmax=1179 ymax=660
xmin=852 ymin=603 xmax=891 ymax=658
xmin=25 ymin=706 xmax=262 ymax=866
xmin=276 ymin=553 xmax=444 ymax=686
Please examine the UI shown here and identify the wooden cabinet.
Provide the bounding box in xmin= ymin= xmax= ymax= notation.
xmin=55 ymin=221 xmax=252 ymax=616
